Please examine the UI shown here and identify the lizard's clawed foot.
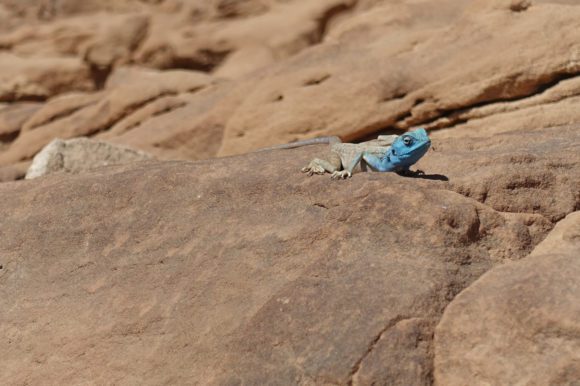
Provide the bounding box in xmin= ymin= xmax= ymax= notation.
xmin=330 ymin=170 xmax=351 ymax=180
xmin=301 ymin=163 xmax=325 ymax=176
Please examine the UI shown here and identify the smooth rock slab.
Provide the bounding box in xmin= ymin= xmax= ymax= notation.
xmin=0 ymin=145 xmax=553 ymax=385
xmin=434 ymin=211 xmax=580 ymax=386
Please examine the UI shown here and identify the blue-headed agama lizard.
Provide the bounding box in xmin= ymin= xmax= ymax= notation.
xmin=258 ymin=128 xmax=431 ymax=179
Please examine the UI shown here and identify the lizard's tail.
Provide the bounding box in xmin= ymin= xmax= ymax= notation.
xmin=254 ymin=136 xmax=342 ymax=152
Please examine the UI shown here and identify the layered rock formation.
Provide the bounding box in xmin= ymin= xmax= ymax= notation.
xmin=1 ymin=0 xmax=580 ymax=167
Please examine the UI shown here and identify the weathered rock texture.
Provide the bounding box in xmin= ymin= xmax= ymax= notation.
xmin=25 ymin=137 xmax=153 ymax=179
xmin=1 ymin=121 xmax=579 ymax=384
xmin=434 ymin=211 xmax=580 ymax=386
xmin=0 ymin=67 xmax=213 ymax=166
xmin=1 ymin=0 xmax=580 ymax=172
xmin=0 ymin=53 xmax=94 ymax=102
xmin=426 ymin=124 xmax=580 ymax=223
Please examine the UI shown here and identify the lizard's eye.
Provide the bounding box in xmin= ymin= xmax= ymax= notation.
xmin=403 ymin=136 xmax=413 ymax=146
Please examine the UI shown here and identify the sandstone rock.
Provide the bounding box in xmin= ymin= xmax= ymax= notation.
xmin=434 ymin=211 xmax=580 ymax=386
xmin=0 ymin=102 xmax=41 ymax=142
xmin=21 ymin=92 xmax=104 ymax=132
xmin=213 ymin=43 xmax=275 ymax=79
xmin=102 ymin=65 xmax=209 ymax=89
xmin=0 ymin=68 xmax=213 ymax=165
xmin=213 ymin=0 xmax=268 ymax=17
xmin=424 ymin=124 xmax=580 ymax=223
xmin=99 ymin=82 xmax=237 ymax=161
xmin=1 ymin=0 xmax=353 ymax=76
xmin=210 ymin=0 xmax=580 ymax=155
xmin=0 ymin=53 xmax=94 ymax=102
xmin=25 ymin=137 xmax=154 ymax=179
xmin=0 ymin=13 xmax=150 ymax=61
xmin=0 ymin=15 xmax=102 ymax=56
xmin=427 ymin=75 xmax=580 ymax=138
xmin=3 ymin=0 xmax=580 ymax=162
xmin=0 ymin=145 xmax=556 ymax=385
xmin=134 ymin=0 xmax=355 ymax=73
xmin=47 ymin=0 xmax=152 ymax=16
xmin=92 ymin=117 xmax=580 ymax=230
xmin=0 ymin=160 xmax=28 ymax=182
xmin=83 ymin=14 xmax=150 ymax=70
xmin=0 ymin=4 xmax=14 ymax=32
xmin=529 ymin=211 xmax=580 ymax=258
xmin=102 ymin=95 xmax=189 ymax=138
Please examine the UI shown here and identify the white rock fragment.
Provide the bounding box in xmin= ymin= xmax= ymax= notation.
xmin=25 ymin=137 xmax=153 ymax=179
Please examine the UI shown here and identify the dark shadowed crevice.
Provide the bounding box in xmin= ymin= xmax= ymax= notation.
xmin=303 ymin=74 xmax=331 ymax=87
xmin=0 ymin=94 xmax=47 ymax=103
xmin=382 ymin=90 xmax=408 ymax=102
xmin=89 ymin=65 xmax=112 ymax=90
xmin=0 ymin=131 xmax=19 ymax=144
xmin=312 ymin=3 xmax=356 ymax=45
xmin=510 ymin=0 xmax=532 ymax=12
xmin=169 ymin=49 xmax=232 ymax=73
xmin=214 ymin=0 xmax=269 ymax=19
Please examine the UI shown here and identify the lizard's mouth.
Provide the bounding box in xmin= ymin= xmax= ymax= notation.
xmin=416 ymin=141 xmax=431 ymax=152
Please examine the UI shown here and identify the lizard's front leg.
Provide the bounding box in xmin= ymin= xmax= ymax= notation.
xmin=331 ymin=152 xmax=396 ymax=179
xmin=331 ymin=152 xmax=365 ymax=179
xmin=302 ymin=153 xmax=342 ymax=176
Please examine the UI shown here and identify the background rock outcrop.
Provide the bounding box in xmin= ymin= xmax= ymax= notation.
xmin=1 ymin=0 xmax=580 ymax=170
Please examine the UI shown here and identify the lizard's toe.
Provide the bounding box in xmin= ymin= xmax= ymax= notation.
xmin=331 ymin=171 xmax=351 ymax=180
xmin=302 ymin=164 xmax=325 ymax=176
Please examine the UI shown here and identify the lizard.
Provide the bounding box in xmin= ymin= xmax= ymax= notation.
xmin=256 ymin=128 xmax=430 ymax=179
xmin=301 ymin=128 xmax=431 ymax=179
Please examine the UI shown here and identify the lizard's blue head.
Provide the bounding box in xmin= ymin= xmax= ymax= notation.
xmin=387 ymin=128 xmax=431 ymax=170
